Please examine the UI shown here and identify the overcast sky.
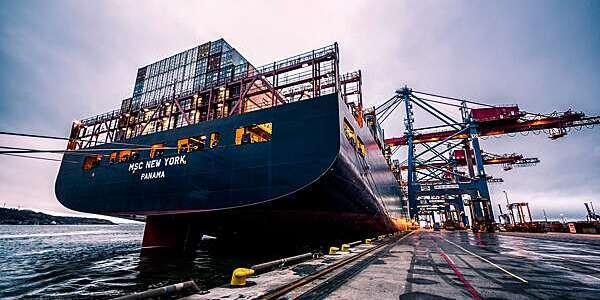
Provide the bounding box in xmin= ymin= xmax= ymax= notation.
xmin=1 ymin=0 xmax=599 ymax=222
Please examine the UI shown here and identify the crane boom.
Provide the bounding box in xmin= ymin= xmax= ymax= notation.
xmin=385 ymin=110 xmax=600 ymax=146
xmin=398 ymin=151 xmax=539 ymax=170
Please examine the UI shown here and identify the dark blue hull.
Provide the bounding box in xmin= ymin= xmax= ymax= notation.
xmin=55 ymin=93 xmax=403 ymax=248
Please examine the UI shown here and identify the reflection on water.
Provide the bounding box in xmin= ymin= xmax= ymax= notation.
xmin=0 ymin=224 xmax=294 ymax=299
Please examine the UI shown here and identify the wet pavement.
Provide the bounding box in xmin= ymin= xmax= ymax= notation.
xmin=324 ymin=230 xmax=600 ymax=299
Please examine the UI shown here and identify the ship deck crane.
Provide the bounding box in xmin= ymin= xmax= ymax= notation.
xmin=372 ymin=86 xmax=600 ymax=232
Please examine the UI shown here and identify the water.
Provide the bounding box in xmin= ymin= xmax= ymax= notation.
xmin=0 ymin=224 xmax=281 ymax=299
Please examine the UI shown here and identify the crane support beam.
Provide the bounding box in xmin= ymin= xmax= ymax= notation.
xmin=385 ymin=111 xmax=599 ymax=146
xmin=399 ymin=153 xmax=539 ymax=170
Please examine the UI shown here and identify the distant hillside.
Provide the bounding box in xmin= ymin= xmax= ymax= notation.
xmin=0 ymin=208 xmax=115 ymax=225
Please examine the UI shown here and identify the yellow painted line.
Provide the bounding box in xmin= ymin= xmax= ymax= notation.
xmin=441 ymin=237 xmax=528 ymax=284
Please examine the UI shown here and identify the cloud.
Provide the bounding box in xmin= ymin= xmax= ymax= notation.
xmin=0 ymin=0 xmax=599 ymax=220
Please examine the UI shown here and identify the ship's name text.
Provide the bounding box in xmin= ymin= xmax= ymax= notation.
xmin=127 ymin=155 xmax=187 ymax=180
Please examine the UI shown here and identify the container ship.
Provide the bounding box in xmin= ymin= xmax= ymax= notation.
xmin=55 ymin=39 xmax=405 ymax=251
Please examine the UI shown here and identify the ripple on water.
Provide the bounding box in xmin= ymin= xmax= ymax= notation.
xmin=0 ymin=224 xmax=285 ymax=299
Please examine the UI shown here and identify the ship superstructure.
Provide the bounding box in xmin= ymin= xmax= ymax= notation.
xmin=67 ymin=39 xmax=363 ymax=148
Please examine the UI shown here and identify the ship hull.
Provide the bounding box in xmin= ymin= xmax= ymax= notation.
xmin=55 ymin=93 xmax=403 ymax=250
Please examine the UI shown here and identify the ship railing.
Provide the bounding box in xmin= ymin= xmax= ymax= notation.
xmin=341 ymin=70 xmax=361 ymax=83
xmin=81 ymin=109 xmax=121 ymax=126
xmin=254 ymin=44 xmax=337 ymax=75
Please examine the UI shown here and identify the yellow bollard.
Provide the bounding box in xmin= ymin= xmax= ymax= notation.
xmin=329 ymin=246 xmax=339 ymax=255
xmin=230 ymin=268 xmax=255 ymax=286
xmin=341 ymin=244 xmax=350 ymax=252
xmin=365 ymin=239 xmax=372 ymax=244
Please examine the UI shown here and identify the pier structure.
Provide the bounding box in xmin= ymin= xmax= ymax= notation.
xmin=176 ymin=230 xmax=600 ymax=300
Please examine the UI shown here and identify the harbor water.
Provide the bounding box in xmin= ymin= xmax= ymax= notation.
xmin=0 ymin=224 xmax=284 ymax=299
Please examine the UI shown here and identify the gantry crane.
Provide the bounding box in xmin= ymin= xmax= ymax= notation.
xmin=369 ymin=86 xmax=600 ymax=232
xmin=391 ymin=150 xmax=538 ymax=227
xmin=501 ymin=191 xmax=546 ymax=232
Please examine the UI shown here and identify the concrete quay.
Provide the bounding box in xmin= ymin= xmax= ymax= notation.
xmin=184 ymin=230 xmax=600 ymax=299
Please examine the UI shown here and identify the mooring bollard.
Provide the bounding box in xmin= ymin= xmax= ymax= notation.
xmin=341 ymin=244 xmax=350 ymax=252
xmin=113 ymin=280 xmax=200 ymax=300
xmin=231 ymin=268 xmax=255 ymax=286
xmin=329 ymin=246 xmax=340 ymax=255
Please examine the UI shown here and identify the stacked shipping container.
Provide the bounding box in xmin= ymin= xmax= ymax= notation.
xmin=128 ymin=39 xmax=250 ymax=112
